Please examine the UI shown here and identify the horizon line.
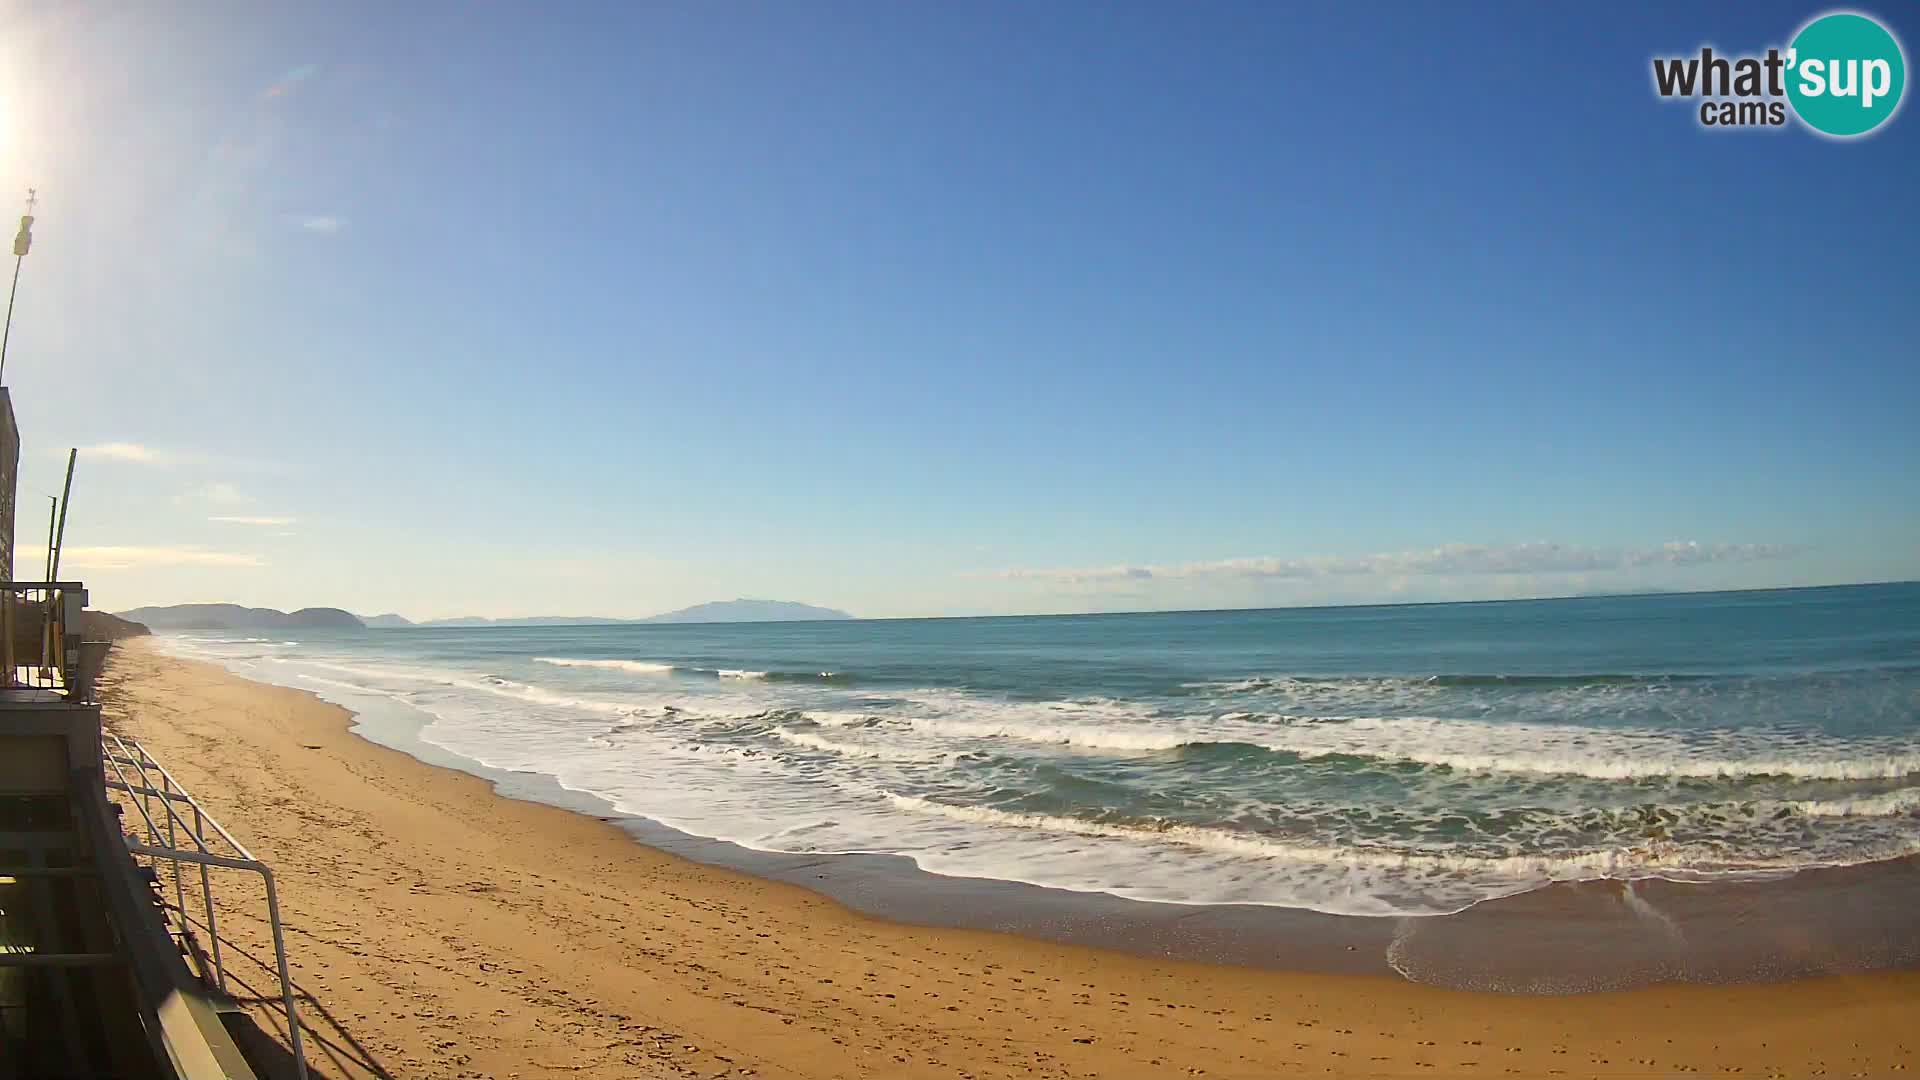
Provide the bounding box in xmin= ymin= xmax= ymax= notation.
xmin=120 ymin=578 xmax=1918 ymax=629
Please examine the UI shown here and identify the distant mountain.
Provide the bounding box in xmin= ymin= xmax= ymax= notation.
xmin=117 ymin=604 xmax=365 ymax=631
xmin=640 ymin=599 xmax=854 ymax=624
xmin=410 ymin=616 xmax=631 ymax=627
xmin=81 ymin=611 xmax=151 ymax=641
xmin=350 ymin=600 xmax=855 ymax=628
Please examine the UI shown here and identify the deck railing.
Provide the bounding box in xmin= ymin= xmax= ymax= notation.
xmin=1 ymin=580 xmax=98 ymax=701
xmin=101 ymin=732 xmax=309 ymax=1080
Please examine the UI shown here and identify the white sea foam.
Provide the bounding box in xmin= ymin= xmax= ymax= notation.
xmin=1618 ymin=881 xmax=1685 ymax=942
xmin=801 ymin=709 xmax=882 ymax=727
xmin=1790 ymin=787 xmax=1920 ymax=817
xmin=883 ymin=794 xmax=1920 ymax=879
xmin=1246 ymin=716 xmax=1920 ymax=781
xmin=291 ymin=671 xmax=412 ymax=701
xmin=904 ymin=715 xmax=1193 ymax=751
xmin=164 ymin=631 xmax=1920 ymax=917
xmin=887 ymin=707 xmax=1920 ymax=782
xmin=534 ymin=656 xmax=675 ymax=674
xmin=770 ymin=727 xmax=947 ymax=763
xmin=272 ymin=657 xmax=645 ymax=717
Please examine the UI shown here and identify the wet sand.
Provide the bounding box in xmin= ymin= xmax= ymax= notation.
xmin=100 ymin=639 xmax=1920 ymax=1079
xmin=611 ymin=806 xmax=1920 ymax=993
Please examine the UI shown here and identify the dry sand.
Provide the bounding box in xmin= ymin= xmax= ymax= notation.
xmin=99 ymin=640 xmax=1919 ymax=1079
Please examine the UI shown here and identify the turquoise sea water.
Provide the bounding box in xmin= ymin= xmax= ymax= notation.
xmin=162 ymin=583 xmax=1920 ymax=917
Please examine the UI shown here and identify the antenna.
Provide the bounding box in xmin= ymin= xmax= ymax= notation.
xmin=43 ymin=496 xmax=55 ymax=581
xmin=49 ymin=448 xmax=74 ymax=582
xmin=1 ymin=188 xmax=37 ymax=386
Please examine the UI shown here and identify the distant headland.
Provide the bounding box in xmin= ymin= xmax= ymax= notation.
xmin=117 ymin=598 xmax=855 ymax=631
xmin=117 ymin=603 xmax=364 ymax=631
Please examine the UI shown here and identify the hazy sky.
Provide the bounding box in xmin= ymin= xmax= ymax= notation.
xmin=0 ymin=2 xmax=1914 ymax=619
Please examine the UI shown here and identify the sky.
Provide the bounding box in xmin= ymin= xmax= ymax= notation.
xmin=0 ymin=1 xmax=1914 ymax=620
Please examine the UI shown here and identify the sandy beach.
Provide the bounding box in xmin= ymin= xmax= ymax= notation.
xmin=97 ymin=639 xmax=1919 ymax=1080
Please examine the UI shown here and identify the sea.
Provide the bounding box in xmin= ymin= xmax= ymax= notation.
xmin=157 ymin=583 xmax=1920 ymax=921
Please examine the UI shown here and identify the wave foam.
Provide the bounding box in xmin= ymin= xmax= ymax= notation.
xmin=892 ymin=708 xmax=1920 ymax=782
xmin=534 ymin=656 xmax=675 ymax=674
xmin=170 ymin=633 xmax=1920 ymax=916
xmin=771 ymin=727 xmax=947 ymax=763
xmin=883 ymin=794 xmax=1920 ymax=880
xmin=1251 ymin=717 xmax=1920 ymax=781
xmin=904 ymin=715 xmax=1192 ymax=751
xmin=276 ymin=658 xmax=644 ymax=717
xmin=1792 ymin=787 xmax=1920 ymax=817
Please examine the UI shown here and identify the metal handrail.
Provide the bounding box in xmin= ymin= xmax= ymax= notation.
xmin=105 ymin=750 xmax=231 ymax=989
xmin=103 ymin=740 xmax=215 ymax=985
xmin=102 ymin=734 xmax=308 ymax=1080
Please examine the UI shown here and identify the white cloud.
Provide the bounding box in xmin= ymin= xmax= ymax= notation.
xmin=984 ymin=564 xmax=1155 ymax=585
xmin=17 ymin=545 xmax=265 ymax=571
xmin=298 ymin=215 xmax=344 ymax=234
xmin=189 ymin=483 xmax=250 ymax=505
xmin=78 ymin=442 xmax=168 ymax=464
xmin=68 ymin=444 xmax=287 ymax=475
xmin=209 ymin=515 xmax=296 ymax=526
xmin=975 ymin=542 xmax=1800 ymax=586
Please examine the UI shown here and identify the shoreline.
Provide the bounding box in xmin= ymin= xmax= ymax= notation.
xmin=171 ymin=637 xmax=1920 ymax=993
xmin=102 ymin=639 xmax=1920 ymax=1078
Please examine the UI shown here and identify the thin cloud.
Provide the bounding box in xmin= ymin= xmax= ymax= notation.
xmin=209 ymin=515 xmax=296 ymax=527
xmin=261 ymin=63 xmax=319 ymax=101
xmin=17 ymin=545 xmax=265 ymax=571
xmin=298 ymin=215 xmax=345 ymax=234
xmin=78 ymin=442 xmax=168 ymax=464
xmin=73 ymin=444 xmax=285 ymax=474
xmin=188 ymin=482 xmax=250 ymax=505
xmin=975 ymin=542 xmax=1801 ymax=586
xmin=982 ymin=564 xmax=1155 ymax=585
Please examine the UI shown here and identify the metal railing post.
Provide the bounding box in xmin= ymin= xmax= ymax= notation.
xmin=121 ymin=843 xmax=309 ymax=1080
xmin=257 ymin=865 xmax=308 ymax=1079
xmin=105 ymin=737 xmax=308 ymax=1080
xmin=140 ymin=762 xmax=156 ymax=846
xmin=163 ymin=768 xmax=187 ymax=923
xmin=194 ymin=800 xmax=225 ymax=993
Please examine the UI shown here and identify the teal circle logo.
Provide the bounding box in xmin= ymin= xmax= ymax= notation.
xmin=1787 ymin=12 xmax=1906 ymax=137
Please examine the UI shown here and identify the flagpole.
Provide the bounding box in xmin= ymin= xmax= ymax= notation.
xmin=1 ymin=189 xmax=38 ymax=386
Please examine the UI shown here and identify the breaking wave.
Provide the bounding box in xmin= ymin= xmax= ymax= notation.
xmin=154 ymin=589 xmax=1920 ymax=917
xmin=535 ymin=656 xmax=676 ymax=674
xmin=894 ymin=711 xmax=1920 ymax=781
xmin=884 ymin=794 xmax=1920 ymax=879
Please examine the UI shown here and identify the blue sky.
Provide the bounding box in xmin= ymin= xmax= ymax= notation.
xmin=0 ymin=1 xmax=1914 ymax=619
